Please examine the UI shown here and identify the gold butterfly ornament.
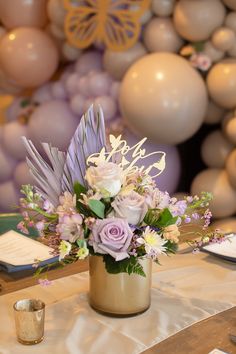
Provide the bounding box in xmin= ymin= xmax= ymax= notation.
xmin=64 ymin=0 xmax=150 ymax=51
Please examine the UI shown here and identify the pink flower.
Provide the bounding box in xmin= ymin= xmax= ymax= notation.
xmin=56 ymin=213 xmax=83 ymax=242
xmin=90 ymin=218 xmax=133 ymax=261
xmin=190 ymin=53 xmax=212 ymax=71
xmin=17 ymin=221 xmax=29 ymax=235
xmin=38 ymin=278 xmax=52 ymax=286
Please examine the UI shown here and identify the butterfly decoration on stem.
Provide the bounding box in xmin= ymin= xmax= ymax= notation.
xmin=64 ymin=0 xmax=151 ymax=51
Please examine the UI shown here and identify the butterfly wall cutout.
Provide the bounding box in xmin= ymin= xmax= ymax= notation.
xmin=64 ymin=0 xmax=150 ymax=51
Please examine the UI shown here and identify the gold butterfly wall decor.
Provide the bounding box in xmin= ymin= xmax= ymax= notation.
xmin=64 ymin=0 xmax=150 ymax=51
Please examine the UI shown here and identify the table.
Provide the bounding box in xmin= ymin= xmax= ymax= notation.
xmin=0 ymin=214 xmax=236 ymax=354
xmin=1 ymin=250 xmax=236 ymax=354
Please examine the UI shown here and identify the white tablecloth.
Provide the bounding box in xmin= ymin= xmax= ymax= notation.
xmin=0 ymin=250 xmax=236 ymax=354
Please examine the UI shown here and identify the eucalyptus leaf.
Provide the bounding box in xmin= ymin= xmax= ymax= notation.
xmin=88 ymin=199 xmax=105 ymax=218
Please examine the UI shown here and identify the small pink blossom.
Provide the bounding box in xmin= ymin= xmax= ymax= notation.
xmin=38 ymin=278 xmax=52 ymax=286
xmin=190 ymin=53 xmax=212 ymax=71
xmin=17 ymin=221 xmax=29 ymax=235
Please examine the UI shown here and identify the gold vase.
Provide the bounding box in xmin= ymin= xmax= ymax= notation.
xmin=89 ymin=255 xmax=152 ymax=316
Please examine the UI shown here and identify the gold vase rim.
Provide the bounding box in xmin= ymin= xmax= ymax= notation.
xmin=13 ymin=299 xmax=45 ymax=312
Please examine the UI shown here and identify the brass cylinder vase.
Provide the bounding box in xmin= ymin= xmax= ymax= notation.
xmin=89 ymin=255 xmax=152 ymax=316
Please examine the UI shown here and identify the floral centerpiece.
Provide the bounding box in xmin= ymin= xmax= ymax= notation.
xmin=18 ymin=105 xmax=219 ymax=315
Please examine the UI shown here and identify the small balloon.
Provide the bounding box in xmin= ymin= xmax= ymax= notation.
xmin=89 ymin=72 xmax=111 ymax=96
xmin=13 ymin=161 xmax=34 ymax=188
xmin=51 ymin=81 xmax=67 ymax=100
xmin=28 ymin=100 xmax=78 ymax=151
xmin=204 ymin=99 xmax=225 ymax=125
xmin=33 ymin=83 xmax=54 ymax=104
xmin=103 ymin=42 xmax=147 ymax=80
xmin=65 ymin=73 xmax=80 ymax=95
xmin=0 ymin=28 xmax=59 ymax=88
xmin=223 ymin=116 xmax=236 ymax=144
xmin=62 ymin=41 xmax=82 ymax=62
xmin=0 ymin=0 xmax=47 ymax=29
xmin=207 ymin=60 xmax=236 ymax=109
xmin=0 ymin=180 xmax=19 ymax=212
xmin=222 ymin=0 xmax=236 ymax=11
xmin=201 ymin=130 xmax=233 ymax=168
xmin=143 ymin=18 xmax=183 ymax=53
xmin=152 ymin=0 xmax=175 ymax=16
xmin=94 ymin=96 xmax=117 ymax=121
xmin=174 ymin=0 xmax=226 ymax=41
xmin=70 ymin=94 xmax=86 ymax=116
xmin=226 ymin=149 xmax=236 ymax=189
xmin=211 ymin=27 xmax=235 ymax=51
xmin=2 ymin=121 xmax=29 ymax=160
xmin=77 ymin=76 xmax=91 ymax=97
xmin=203 ymin=41 xmax=225 ymax=63
xmin=47 ymin=0 xmax=66 ymax=27
xmin=225 ymin=12 xmax=236 ymax=33
xmin=75 ymin=51 xmax=102 ymax=75
xmin=191 ymin=169 xmax=236 ymax=218
xmin=0 ymin=145 xmax=16 ymax=182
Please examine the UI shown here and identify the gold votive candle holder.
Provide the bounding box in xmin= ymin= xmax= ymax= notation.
xmin=13 ymin=299 xmax=45 ymax=345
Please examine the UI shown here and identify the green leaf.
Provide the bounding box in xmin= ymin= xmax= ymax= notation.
xmin=88 ymin=199 xmax=105 ymax=218
xmin=157 ymin=208 xmax=178 ymax=227
xmin=103 ymin=255 xmax=146 ymax=277
xmin=73 ymin=182 xmax=90 ymax=214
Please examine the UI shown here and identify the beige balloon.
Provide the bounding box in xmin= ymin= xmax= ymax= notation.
xmin=0 ymin=28 xmax=59 ymax=88
xmin=143 ymin=17 xmax=183 ymax=53
xmin=0 ymin=0 xmax=47 ymax=29
xmin=212 ymin=217 xmax=236 ymax=232
xmin=173 ymin=0 xmax=226 ymax=41
xmin=223 ymin=0 xmax=236 ymax=10
xmin=212 ymin=27 xmax=235 ymax=51
xmin=204 ymin=100 xmax=225 ymax=125
xmin=226 ymin=149 xmax=236 ymax=188
xmin=0 ymin=68 xmax=22 ymax=95
xmin=191 ymin=169 xmax=236 ymax=218
xmin=203 ymin=41 xmax=225 ymax=62
xmin=47 ymin=0 xmax=66 ymax=27
xmin=103 ymin=42 xmax=147 ymax=80
xmin=62 ymin=41 xmax=82 ymax=62
xmin=119 ymin=53 xmax=207 ymax=144
xmin=224 ymin=116 xmax=236 ymax=144
xmin=152 ymin=0 xmax=175 ymax=17
xmin=201 ymin=130 xmax=233 ymax=168
xmin=207 ymin=60 xmax=236 ymax=109
xmin=225 ymin=12 xmax=236 ymax=33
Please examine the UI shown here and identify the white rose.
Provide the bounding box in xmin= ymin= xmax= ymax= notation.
xmin=111 ymin=191 xmax=148 ymax=225
xmin=86 ymin=162 xmax=123 ymax=197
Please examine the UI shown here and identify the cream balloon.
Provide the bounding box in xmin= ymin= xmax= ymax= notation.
xmin=212 ymin=217 xmax=236 ymax=233
xmin=225 ymin=12 xmax=236 ymax=33
xmin=226 ymin=149 xmax=236 ymax=188
xmin=228 ymin=41 xmax=236 ymax=57
xmin=207 ymin=60 xmax=236 ymax=109
xmin=191 ymin=169 xmax=236 ymax=218
xmin=152 ymin=0 xmax=175 ymax=16
xmin=0 ymin=0 xmax=47 ymax=29
xmin=224 ymin=116 xmax=236 ymax=144
xmin=62 ymin=41 xmax=82 ymax=61
xmin=223 ymin=0 xmax=236 ymax=10
xmin=204 ymin=100 xmax=225 ymax=125
xmin=203 ymin=41 xmax=224 ymax=63
xmin=119 ymin=53 xmax=207 ymax=144
xmin=0 ymin=28 xmax=59 ymax=88
xmin=201 ymin=130 xmax=233 ymax=168
xmin=211 ymin=27 xmax=235 ymax=51
xmin=143 ymin=18 xmax=183 ymax=53
xmin=173 ymin=0 xmax=226 ymax=41
xmin=103 ymin=42 xmax=147 ymax=80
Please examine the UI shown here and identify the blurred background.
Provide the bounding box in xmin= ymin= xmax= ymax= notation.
xmin=0 ymin=0 xmax=236 ymax=230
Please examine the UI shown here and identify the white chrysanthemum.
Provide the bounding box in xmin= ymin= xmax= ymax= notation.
xmin=137 ymin=227 xmax=167 ymax=256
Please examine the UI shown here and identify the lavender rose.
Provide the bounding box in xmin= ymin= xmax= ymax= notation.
xmin=85 ymin=162 xmax=123 ymax=197
xmin=111 ymin=191 xmax=147 ymax=225
xmin=90 ymin=218 xmax=133 ymax=261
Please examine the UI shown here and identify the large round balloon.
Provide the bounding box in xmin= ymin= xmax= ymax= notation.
xmin=207 ymin=60 xmax=236 ymax=109
xmin=201 ymin=130 xmax=233 ymax=168
xmin=222 ymin=0 xmax=236 ymax=10
xmin=173 ymin=0 xmax=226 ymax=41
xmin=0 ymin=0 xmax=47 ymax=29
xmin=119 ymin=53 xmax=208 ymax=145
xmin=191 ymin=169 xmax=236 ymax=218
xmin=0 ymin=28 xmax=59 ymax=88
xmin=123 ymin=130 xmax=181 ymax=194
xmin=28 ymin=100 xmax=78 ymax=151
xmin=143 ymin=18 xmax=183 ymax=53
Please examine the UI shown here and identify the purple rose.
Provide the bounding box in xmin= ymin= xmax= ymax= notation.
xmin=90 ymin=218 xmax=133 ymax=261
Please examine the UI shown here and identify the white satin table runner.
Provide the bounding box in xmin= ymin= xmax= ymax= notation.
xmin=0 ymin=251 xmax=236 ymax=354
